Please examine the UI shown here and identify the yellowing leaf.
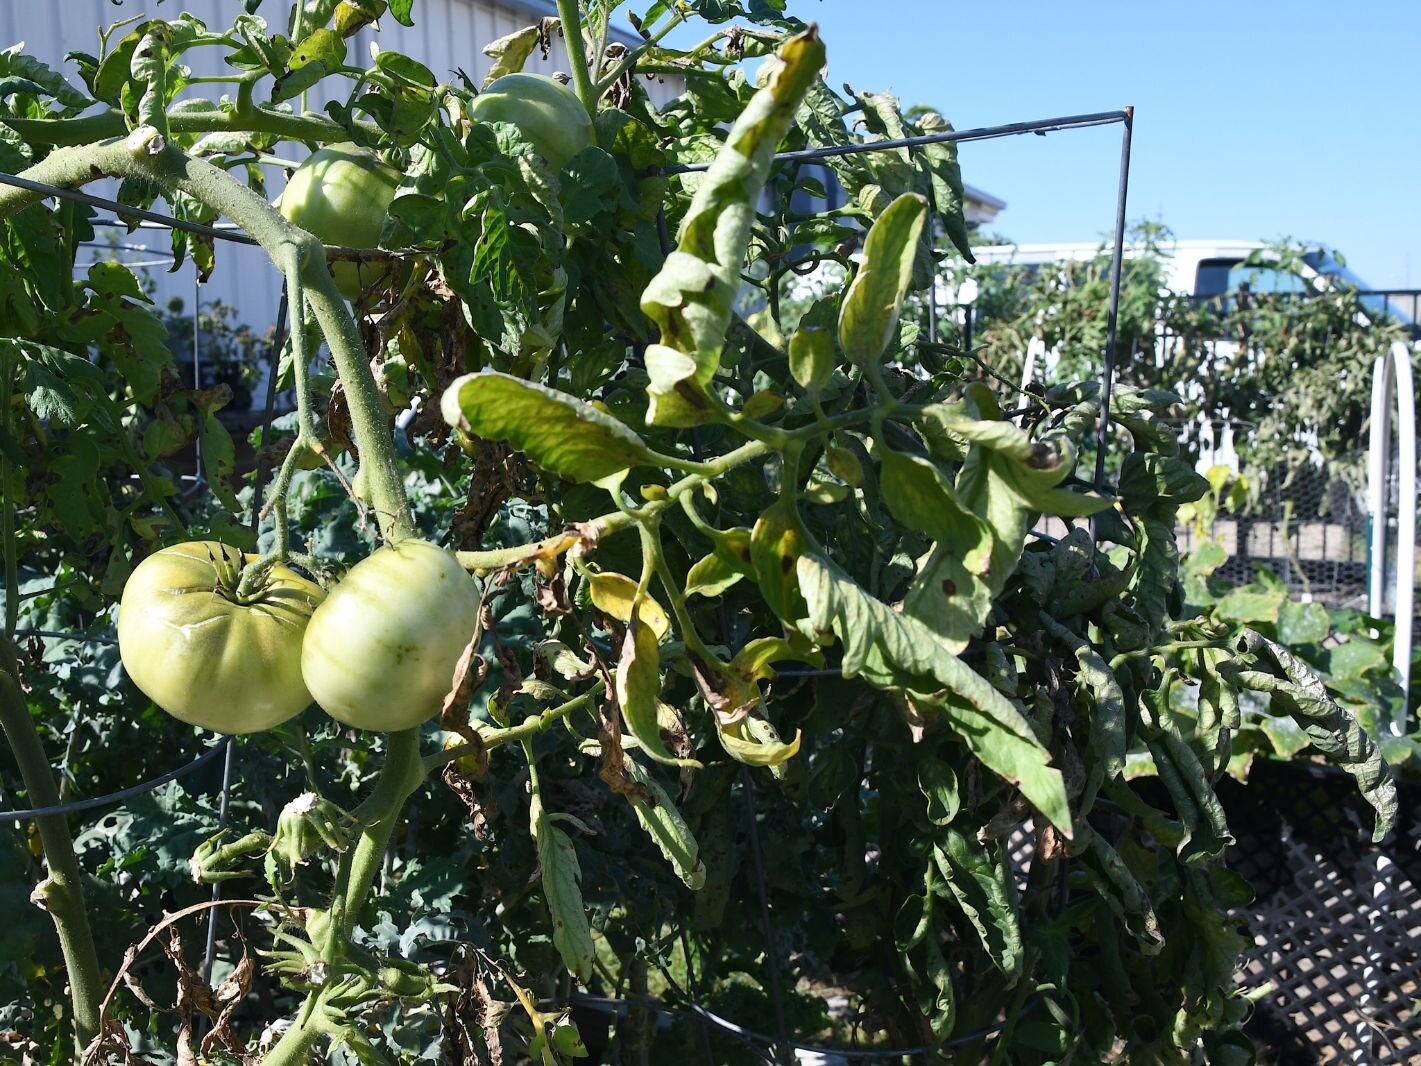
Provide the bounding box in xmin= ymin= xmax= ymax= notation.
xmin=838 ymin=192 xmax=928 ymax=366
xmin=717 ymin=716 xmax=802 ymax=767
xmin=615 ymin=620 xmax=695 ymax=767
xmin=639 ymin=29 xmax=826 ymax=425
xmin=588 ymin=572 xmax=671 ymax=640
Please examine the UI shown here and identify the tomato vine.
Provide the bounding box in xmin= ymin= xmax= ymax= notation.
xmin=0 ymin=3 xmax=1402 ymax=1063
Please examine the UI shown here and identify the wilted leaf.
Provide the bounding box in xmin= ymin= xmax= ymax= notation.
xmin=621 ymin=758 xmax=705 ymax=890
xmin=442 ymin=371 xmax=655 ymax=482
xmin=838 ymin=192 xmax=927 ymax=366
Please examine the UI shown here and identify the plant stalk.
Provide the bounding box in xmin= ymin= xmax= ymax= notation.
xmin=555 ymin=0 xmax=600 ymax=117
xmin=0 ymin=662 xmax=103 ymax=1054
xmin=258 ymin=993 xmax=326 ymax=1066
xmin=6 ymin=106 xmax=369 ymax=149
xmin=337 ymin=728 xmax=426 ymax=938
xmin=1 ymin=354 xmax=101 ymax=1054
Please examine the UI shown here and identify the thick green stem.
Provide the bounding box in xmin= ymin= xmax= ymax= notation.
xmin=0 ymin=664 xmax=102 ymax=1054
xmin=5 ymin=105 xmax=368 ymax=149
xmin=258 ymin=993 xmax=325 ymax=1066
xmin=1 ymin=354 xmax=101 ymax=1053
xmin=555 ymin=0 xmax=599 ymax=117
xmin=338 ymin=728 xmax=425 ymax=938
xmin=0 ymin=137 xmax=413 ymax=543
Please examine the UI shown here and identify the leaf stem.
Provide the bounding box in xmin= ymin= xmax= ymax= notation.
xmin=425 ymin=681 xmax=606 ymax=773
xmin=594 ymin=12 xmax=699 ymax=93
xmin=454 ymin=440 xmax=772 ymax=575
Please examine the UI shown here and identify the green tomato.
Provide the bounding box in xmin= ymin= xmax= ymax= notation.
xmin=301 ymin=540 xmax=480 ymax=732
xmin=278 ymin=144 xmax=401 ymax=301
xmin=118 ymin=542 xmax=324 ymax=734
xmin=469 ymin=73 xmax=594 ymax=170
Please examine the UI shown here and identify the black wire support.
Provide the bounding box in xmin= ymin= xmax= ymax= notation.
xmin=0 ymin=738 xmax=231 ymax=822
xmin=656 ymin=109 xmax=1130 ymax=175
xmin=563 ymin=989 xmax=1032 ymax=1061
xmin=1094 ymin=106 xmax=1135 ymax=492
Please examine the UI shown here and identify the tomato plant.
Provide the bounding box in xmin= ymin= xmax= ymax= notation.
xmin=302 ymin=540 xmax=480 ymax=731
xmin=0 ymin=3 xmax=1400 ymax=1064
xmin=117 ymin=541 xmax=323 ymax=734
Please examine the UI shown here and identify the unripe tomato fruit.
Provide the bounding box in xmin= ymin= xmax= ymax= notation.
xmin=118 ymin=542 xmax=325 ymax=734
xmin=301 ymin=540 xmax=479 ymax=732
xmin=278 ymin=144 xmax=401 ymax=301
xmin=469 ymin=73 xmax=594 ymax=170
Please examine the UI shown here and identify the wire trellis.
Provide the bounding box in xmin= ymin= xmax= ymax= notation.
xmin=1 ymin=104 xmax=1136 ymax=1062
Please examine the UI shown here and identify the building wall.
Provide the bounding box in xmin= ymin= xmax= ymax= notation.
xmin=0 ymin=1 xmax=684 ymax=351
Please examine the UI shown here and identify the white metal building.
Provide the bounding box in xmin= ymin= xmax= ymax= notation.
xmin=0 ymin=0 xmax=683 ymax=338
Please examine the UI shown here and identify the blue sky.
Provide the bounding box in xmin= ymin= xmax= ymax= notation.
xmin=667 ymin=0 xmax=1421 ymax=288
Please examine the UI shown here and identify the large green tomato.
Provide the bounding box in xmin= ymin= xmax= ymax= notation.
xmin=118 ymin=542 xmax=325 ymax=734
xmin=301 ymin=540 xmax=480 ymax=732
xmin=469 ymin=73 xmax=594 ymax=170
xmin=278 ymin=144 xmax=401 ymax=301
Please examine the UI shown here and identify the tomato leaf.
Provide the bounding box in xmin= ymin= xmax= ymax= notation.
xmin=442 ymin=371 xmax=655 ymax=483
xmin=717 ymin=715 xmax=801 ymax=767
xmin=481 ymin=25 xmax=541 ymax=86
xmin=788 ymin=322 xmax=834 ymax=395
xmin=588 ymin=572 xmax=671 ymax=640
xmin=933 ymin=828 xmax=1022 ymax=977
xmin=838 ymin=192 xmax=928 ymax=367
xmin=621 ymin=757 xmax=706 ymax=890
xmin=798 ymin=553 xmax=1072 ymax=836
xmin=879 ymin=445 xmax=994 ymax=653
xmin=639 ymin=28 xmax=825 ymax=425
xmin=529 ymin=789 xmax=594 ymax=983
xmin=615 ymin=619 xmax=694 ymax=767
xmin=749 ymin=497 xmax=809 ymax=626
xmin=1225 ymin=629 xmax=1397 ymax=842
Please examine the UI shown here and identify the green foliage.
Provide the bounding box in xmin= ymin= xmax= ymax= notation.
xmin=959 ymin=222 xmax=1407 ymax=489
xmin=0 ymin=3 xmax=1402 ymax=1064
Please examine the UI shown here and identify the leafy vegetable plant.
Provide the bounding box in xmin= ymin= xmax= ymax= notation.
xmin=0 ymin=3 xmax=1398 ymax=1063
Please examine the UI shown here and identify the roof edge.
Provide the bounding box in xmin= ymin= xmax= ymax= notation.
xmin=503 ymin=0 xmax=646 ymax=48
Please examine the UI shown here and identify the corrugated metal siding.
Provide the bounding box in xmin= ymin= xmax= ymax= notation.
xmin=1 ymin=0 xmax=685 ymax=381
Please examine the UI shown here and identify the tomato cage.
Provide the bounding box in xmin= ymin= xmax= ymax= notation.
xmin=0 ymin=98 xmax=1413 ymax=1065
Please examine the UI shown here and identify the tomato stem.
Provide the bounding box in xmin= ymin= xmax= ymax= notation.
xmin=258 ymin=990 xmax=326 ymax=1066
xmin=0 ymin=363 xmax=103 ymax=1055
xmin=424 ymin=679 xmax=607 ymax=773
xmin=555 ymin=0 xmax=599 ymax=118
xmin=335 ymin=728 xmax=426 ymax=940
xmin=0 ymin=655 xmax=103 ymax=1054
xmin=5 ymin=106 xmax=372 ymax=150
